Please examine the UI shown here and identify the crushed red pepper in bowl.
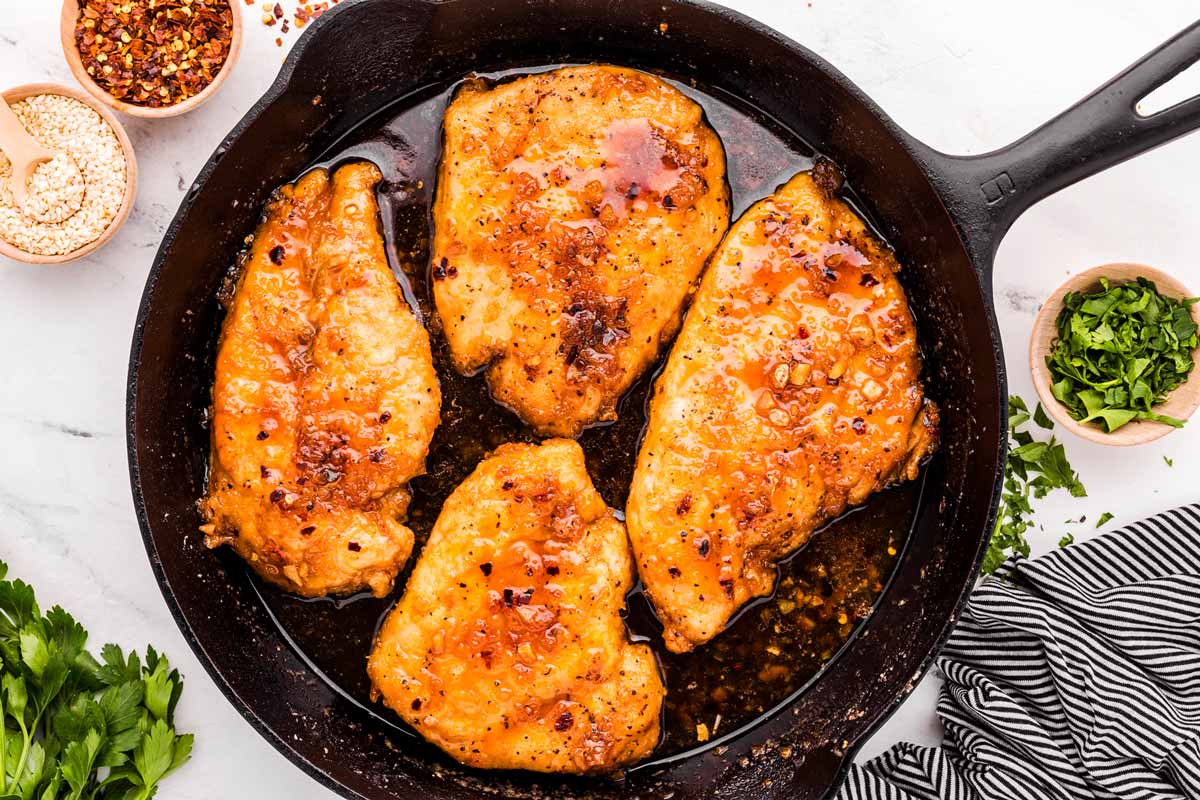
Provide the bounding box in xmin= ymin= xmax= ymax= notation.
xmin=72 ymin=0 xmax=236 ymax=110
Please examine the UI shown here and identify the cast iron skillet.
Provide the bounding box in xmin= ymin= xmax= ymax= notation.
xmin=126 ymin=2 xmax=1200 ymax=798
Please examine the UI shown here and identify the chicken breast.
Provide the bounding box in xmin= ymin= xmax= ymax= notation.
xmin=368 ymin=439 xmax=663 ymax=773
xmin=432 ymin=65 xmax=730 ymax=437
xmin=627 ymin=167 xmax=939 ymax=654
xmin=201 ymin=163 xmax=440 ymax=598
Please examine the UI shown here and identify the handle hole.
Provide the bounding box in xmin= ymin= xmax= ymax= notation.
xmin=1137 ymin=60 xmax=1200 ymax=117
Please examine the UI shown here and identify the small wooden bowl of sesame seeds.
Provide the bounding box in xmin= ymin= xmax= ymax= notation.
xmin=0 ymin=83 xmax=137 ymax=265
xmin=60 ymin=0 xmax=242 ymax=119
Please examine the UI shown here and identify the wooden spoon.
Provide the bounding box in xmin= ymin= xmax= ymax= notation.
xmin=0 ymin=96 xmax=54 ymax=215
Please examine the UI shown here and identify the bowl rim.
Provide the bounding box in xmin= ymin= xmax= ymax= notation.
xmin=59 ymin=0 xmax=243 ymax=119
xmin=0 ymin=82 xmax=139 ymax=265
xmin=1028 ymin=262 xmax=1200 ymax=446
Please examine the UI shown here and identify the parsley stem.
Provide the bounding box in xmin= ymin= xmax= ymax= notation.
xmin=0 ymin=691 xmax=6 ymax=794
xmin=1 ymin=560 xmax=191 ymax=800
xmin=7 ymin=714 xmax=31 ymax=795
xmin=985 ymin=395 xmax=1086 ymax=572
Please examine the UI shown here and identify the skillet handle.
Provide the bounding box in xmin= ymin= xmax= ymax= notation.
xmin=918 ymin=19 xmax=1200 ymax=284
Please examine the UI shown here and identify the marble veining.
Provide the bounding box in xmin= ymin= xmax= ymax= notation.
xmin=4 ymin=2 xmax=1200 ymax=797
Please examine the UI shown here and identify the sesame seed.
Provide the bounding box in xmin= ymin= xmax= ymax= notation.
xmin=0 ymin=94 xmax=126 ymax=256
xmin=22 ymin=154 xmax=85 ymax=224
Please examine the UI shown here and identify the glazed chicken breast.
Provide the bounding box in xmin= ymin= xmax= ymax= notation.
xmin=627 ymin=167 xmax=938 ymax=654
xmin=368 ymin=439 xmax=663 ymax=774
xmin=201 ymin=163 xmax=440 ymax=598
xmin=432 ymin=65 xmax=730 ymax=438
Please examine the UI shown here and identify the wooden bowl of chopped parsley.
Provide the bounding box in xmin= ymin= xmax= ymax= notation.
xmin=1030 ymin=263 xmax=1200 ymax=445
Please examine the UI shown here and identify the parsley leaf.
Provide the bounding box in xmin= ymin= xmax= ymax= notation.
xmin=1058 ymin=533 xmax=1075 ymax=548
xmin=1046 ymin=277 xmax=1198 ymax=432
xmin=1096 ymin=511 xmax=1114 ymax=528
xmin=1032 ymin=402 xmax=1054 ymax=430
xmin=986 ymin=396 xmax=1087 ymax=573
xmin=0 ymin=560 xmax=193 ymax=799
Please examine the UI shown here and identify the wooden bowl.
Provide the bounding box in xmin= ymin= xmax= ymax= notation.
xmin=0 ymin=82 xmax=138 ymax=265
xmin=60 ymin=0 xmax=242 ymax=119
xmin=1030 ymin=263 xmax=1200 ymax=446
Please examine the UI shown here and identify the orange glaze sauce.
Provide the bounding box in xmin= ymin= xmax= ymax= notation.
xmin=509 ymin=116 xmax=689 ymax=231
xmin=234 ymin=67 xmax=926 ymax=763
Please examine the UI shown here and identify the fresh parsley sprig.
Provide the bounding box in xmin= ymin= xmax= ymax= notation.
xmin=0 ymin=561 xmax=193 ymax=800
xmin=1047 ymin=277 xmax=1199 ymax=432
xmin=985 ymin=396 xmax=1087 ymax=573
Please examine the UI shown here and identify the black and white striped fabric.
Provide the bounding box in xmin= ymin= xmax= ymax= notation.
xmin=837 ymin=504 xmax=1200 ymax=800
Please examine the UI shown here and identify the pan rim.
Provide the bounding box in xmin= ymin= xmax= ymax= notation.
xmin=125 ymin=0 xmax=1006 ymax=796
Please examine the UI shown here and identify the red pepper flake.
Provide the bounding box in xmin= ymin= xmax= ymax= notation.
xmin=275 ymin=0 xmax=341 ymax=32
xmin=479 ymin=562 xmax=493 ymax=576
xmin=299 ymin=525 xmax=316 ymax=536
xmin=273 ymin=2 xmax=284 ymax=17
xmin=503 ymin=587 xmax=534 ymax=607
xmin=347 ymin=541 xmax=361 ymax=552
xmin=851 ymin=417 xmax=867 ymax=434
xmin=554 ymin=711 xmax=574 ymax=731
xmin=74 ymin=0 xmax=234 ymax=109
xmin=411 ymin=698 xmax=422 ymax=711
xmin=269 ymin=488 xmax=285 ymax=503
xmin=860 ymin=273 xmax=879 ymax=287
xmin=379 ymin=410 xmax=392 ymax=423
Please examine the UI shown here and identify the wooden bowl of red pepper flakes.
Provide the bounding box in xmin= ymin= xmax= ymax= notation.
xmin=61 ymin=0 xmax=242 ymax=119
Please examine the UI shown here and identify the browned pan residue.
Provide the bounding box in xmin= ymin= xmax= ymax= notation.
xmin=236 ymin=68 xmax=925 ymax=762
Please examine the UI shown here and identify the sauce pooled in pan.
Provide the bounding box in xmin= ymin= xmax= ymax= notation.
xmin=226 ymin=67 xmax=926 ymax=764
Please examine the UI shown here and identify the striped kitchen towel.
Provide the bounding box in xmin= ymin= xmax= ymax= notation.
xmin=837 ymin=504 xmax=1200 ymax=800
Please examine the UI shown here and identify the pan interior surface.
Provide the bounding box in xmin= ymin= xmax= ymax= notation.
xmin=129 ymin=2 xmax=1001 ymax=798
xmin=252 ymin=64 xmax=928 ymax=765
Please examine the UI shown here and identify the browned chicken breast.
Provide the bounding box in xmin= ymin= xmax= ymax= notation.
xmin=201 ymin=163 xmax=440 ymax=598
xmin=432 ymin=65 xmax=730 ymax=437
xmin=368 ymin=439 xmax=663 ymax=773
xmin=627 ymin=168 xmax=938 ymax=654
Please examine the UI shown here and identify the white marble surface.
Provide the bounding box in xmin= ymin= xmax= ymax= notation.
xmin=3 ymin=1 xmax=1200 ymax=797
